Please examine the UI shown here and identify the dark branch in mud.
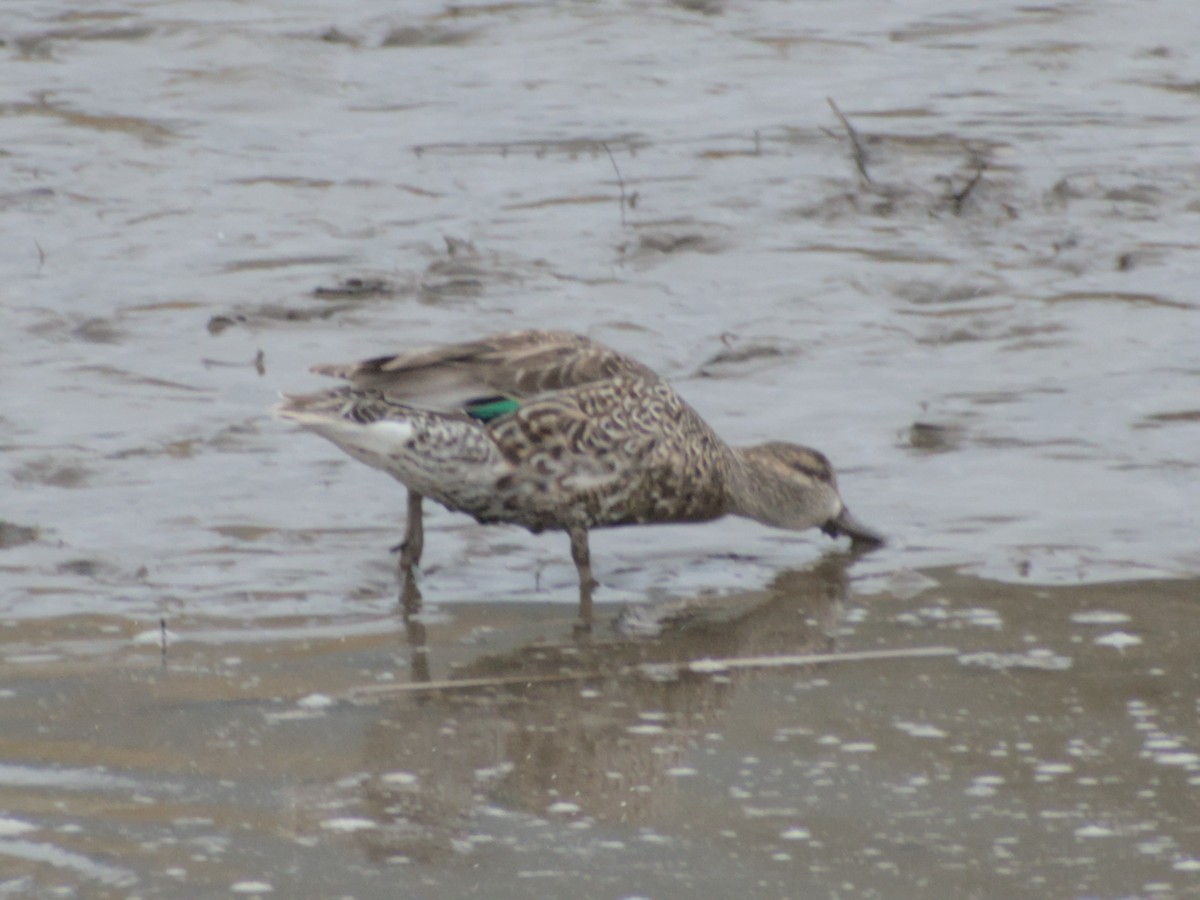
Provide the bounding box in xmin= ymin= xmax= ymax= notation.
xmin=347 ymin=646 xmax=958 ymax=699
xmin=951 ymin=161 xmax=987 ymax=214
xmin=826 ymin=97 xmax=871 ymax=184
xmin=600 ymin=140 xmax=629 ymax=227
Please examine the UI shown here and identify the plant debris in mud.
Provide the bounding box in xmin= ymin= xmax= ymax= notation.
xmin=826 ymin=97 xmax=872 ymax=184
xmin=14 ymin=25 xmax=155 ymax=59
xmin=312 ymin=277 xmax=400 ymax=300
xmin=810 ymin=100 xmax=1019 ymax=222
xmin=201 ymin=349 xmax=266 ymax=376
xmin=907 ymin=422 xmax=965 ymax=453
xmin=209 ymin=238 xmax=540 ymax=332
xmin=1137 ymin=409 xmax=1200 ymax=427
xmin=70 ymin=317 xmax=125 ymax=344
xmin=671 ymin=0 xmax=725 ymax=14
xmin=381 ymin=26 xmax=475 ymax=48
xmin=412 ymin=134 xmax=646 ymax=159
xmin=0 ymin=521 xmax=39 ymax=550
xmin=697 ymin=340 xmax=791 ymax=377
xmin=56 ymin=558 xmax=107 ymax=578
xmin=416 ymin=237 xmax=528 ymax=303
xmin=6 ymin=94 xmax=174 ymax=143
xmin=633 ymin=232 xmax=721 ymax=255
xmin=12 ymin=458 xmax=91 ymax=489
xmin=207 ymin=302 xmax=353 ymax=335
xmin=318 ymin=27 xmax=359 ymax=46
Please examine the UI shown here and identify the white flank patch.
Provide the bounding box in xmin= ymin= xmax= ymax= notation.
xmin=351 ymin=420 xmax=415 ymax=454
xmin=310 ymin=419 xmax=415 ymax=463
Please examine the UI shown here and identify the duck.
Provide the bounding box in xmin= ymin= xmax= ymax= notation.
xmin=276 ymin=329 xmax=882 ymax=626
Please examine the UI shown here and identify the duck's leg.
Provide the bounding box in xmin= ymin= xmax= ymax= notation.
xmin=397 ymin=490 xmax=425 ymax=575
xmin=568 ymin=524 xmax=597 ymax=630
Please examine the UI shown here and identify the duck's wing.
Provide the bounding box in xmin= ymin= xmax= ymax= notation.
xmin=309 ymin=329 xmax=659 ymax=412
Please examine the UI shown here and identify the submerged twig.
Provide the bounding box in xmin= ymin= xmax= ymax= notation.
xmin=826 ymin=97 xmax=871 ymax=184
xmin=599 ymin=140 xmax=628 ymax=227
xmin=351 ymin=671 xmax=591 ymax=699
xmin=347 ymin=645 xmax=958 ymax=701
xmin=684 ymin=645 xmax=956 ymax=673
xmin=951 ymin=162 xmax=987 ymax=214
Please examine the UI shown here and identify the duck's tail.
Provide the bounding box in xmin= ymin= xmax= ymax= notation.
xmin=275 ymin=388 xmax=508 ymax=500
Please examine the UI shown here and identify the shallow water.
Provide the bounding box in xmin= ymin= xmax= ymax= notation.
xmin=2 ymin=0 xmax=1199 ymax=895
xmin=1 ymin=568 xmax=1197 ymax=897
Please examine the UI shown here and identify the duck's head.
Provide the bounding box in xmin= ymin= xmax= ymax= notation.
xmin=730 ymin=441 xmax=884 ymax=548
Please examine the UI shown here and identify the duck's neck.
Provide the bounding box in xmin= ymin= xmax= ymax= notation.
xmin=725 ymin=448 xmax=786 ymax=526
xmin=724 ymin=444 xmax=842 ymax=531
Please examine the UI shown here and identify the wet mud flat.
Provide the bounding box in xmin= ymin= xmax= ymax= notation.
xmin=3 ymin=0 xmax=1200 ymax=897
xmin=1 ymin=564 xmax=1197 ymax=898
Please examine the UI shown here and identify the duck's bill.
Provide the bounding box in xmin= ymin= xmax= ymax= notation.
xmin=822 ymin=507 xmax=885 ymax=549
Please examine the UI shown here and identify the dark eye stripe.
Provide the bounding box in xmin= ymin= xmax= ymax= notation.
xmin=794 ymin=461 xmax=833 ymax=482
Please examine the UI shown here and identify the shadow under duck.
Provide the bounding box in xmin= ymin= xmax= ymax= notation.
xmin=277 ymin=329 xmax=882 ymax=626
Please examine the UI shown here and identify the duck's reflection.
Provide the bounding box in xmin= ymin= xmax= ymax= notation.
xmin=358 ymin=552 xmax=854 ymax=862
xmin=398 ymin=570 xmax=430 ymax=684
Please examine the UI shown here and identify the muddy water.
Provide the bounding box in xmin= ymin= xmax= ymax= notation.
xmin=1 ymin=568 xmax=1197 ymax=897
xmin=2 ymin=0 xmax=1199 ymax=896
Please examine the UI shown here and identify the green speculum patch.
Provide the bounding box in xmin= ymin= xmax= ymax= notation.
xmin=464 ymin=396 xmax=521 ymax=422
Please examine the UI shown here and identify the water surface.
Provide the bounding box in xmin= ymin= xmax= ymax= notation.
xmin=2 ymin=0 xmax=1198 ymax=895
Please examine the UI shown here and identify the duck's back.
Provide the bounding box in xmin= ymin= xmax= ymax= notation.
xmin=294 ymin=330 xmax=734 ymax=533
xmin=313 ymin=329 xmax=658 ymax=411
xmin=475 ymin=373 xmax=734 ymax=532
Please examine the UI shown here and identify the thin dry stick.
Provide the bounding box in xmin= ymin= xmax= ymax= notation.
xmin=826 ymin=97 xmax=871 ymax=184
xmin=347 ymin=645 xmax=958 ymax=700
xmin=951 ymin=162 xmax=987 ymax=214
xmin=685 ymin=645 xmax=956 ymax=673
xmin=599 ymin=140 xmax=627 ymax=227
xmin=350 ymin=670 xmax=596 ymax=699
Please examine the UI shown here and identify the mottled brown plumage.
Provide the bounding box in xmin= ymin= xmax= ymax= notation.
xmin=310 ymin=330 xmax=658 ymax=406
xmin=277 ymin=329 xmax=881 ymax=625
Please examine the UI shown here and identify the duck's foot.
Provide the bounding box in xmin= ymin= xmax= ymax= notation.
xmin=391 ymin=489 xmax=425 ymax=573
xmin=392 ymin=541 xmax=421 ymax=576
